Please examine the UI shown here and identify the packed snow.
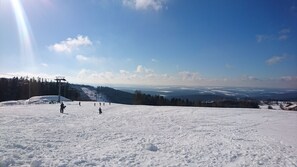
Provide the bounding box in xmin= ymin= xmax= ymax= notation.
xmin=0 ymin=101 xmax=297 ymax=167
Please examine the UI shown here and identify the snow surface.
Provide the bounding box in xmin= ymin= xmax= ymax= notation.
xmin=0 ymin=102 xmax=297 ymax=167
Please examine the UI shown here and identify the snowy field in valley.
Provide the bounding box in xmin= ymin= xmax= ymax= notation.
xmin=1 ymin=101 xmax=297 ymax=167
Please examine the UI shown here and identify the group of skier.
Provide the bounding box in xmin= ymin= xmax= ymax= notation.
xmin=60 ymin=101 xmax=107 ymax=114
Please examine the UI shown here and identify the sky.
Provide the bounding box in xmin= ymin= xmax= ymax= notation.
xmin=0 ymin=0 xmax=296 ymax=88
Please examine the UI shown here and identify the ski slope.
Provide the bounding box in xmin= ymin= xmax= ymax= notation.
xmin=0 ymin=102 xmax=297 ymax=167
xmin=81 ymin=87 xmax=97 ymax=101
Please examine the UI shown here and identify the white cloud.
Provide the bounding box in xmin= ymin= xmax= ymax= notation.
xmin=278 ymin=28 xmax=290 ymax=41
xmin=0 ymin=72 xmax=57 ymax=80
xmin=125 ymin=58 xmax=133 ymax=62
xmin=77 ymin=69 xmax=114 ymax=83
xmin=76 ymin=54 xmax=105 ymax=65
xmin=256 ymin=28 xmax=290 ymax=42
xmin=136 ymin=65 xmax=153 ymax=73
xmin=123 ymin=0 xmax=165 ymax=11
xmin=41 ymin=63 xmax=48 ymax=67
xmin=266 ymin=55 xmax=287 ymax=65
xmin=256 ymin=35 xmax=275 ymax=43
xmin=279 ymin=28 xmax=290 ymax=34
xmin=72 ymin=69 xmax=297 ymax=88
xmin=136 ymin=65 xmax=144 ymax=73
xmin=49 ymin=35 xmax=92 ymax=54
xmin=178 ymin=71 xmax=201 ymax=81
xmin=120 ymin=70 xmax=130 ymax=74
xmin=76 ymin=54 xmax=89 ymax=62
xmin=256 ymin=35 xmax=270 ymax=43
xmin=241 ymin=75 xmax=259 ymax=81
xmin=151 ymin=58 xmax=158 ymax=62
xmin=280 ymin=76 xmax=297 ymax=82
xmin=278 ymin=35 xmax=288 ymax=41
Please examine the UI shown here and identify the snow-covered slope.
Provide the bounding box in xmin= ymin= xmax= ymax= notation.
xmin=81 ymin=87 xmax=97 ymax=101
xmin=0 ymin=102 xmax=296 ymax=166
xmin=81 ymin=87 xmax=109 ymax=102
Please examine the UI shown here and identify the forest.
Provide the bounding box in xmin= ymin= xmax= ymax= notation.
xmin=0 ymin=77 xmax=80 ymax=102
xmin=133 ymin=90 xmax=259 ymax=108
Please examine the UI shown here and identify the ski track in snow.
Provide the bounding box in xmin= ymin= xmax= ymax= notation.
xmin=0 ymin=102 xmax=297 ymax=167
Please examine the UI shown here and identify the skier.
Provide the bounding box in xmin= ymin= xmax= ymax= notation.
xmin=98 ymin=107 xmax=102 ymax=114
xmin=79 ymin=101 xmax=81 ymax=106
xmin=60 ymin=102 xmax=66 ymax=113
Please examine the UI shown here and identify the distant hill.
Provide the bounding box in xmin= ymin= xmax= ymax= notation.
xmin=97 ymin=86 xmax=134 ymax=104
xmin=118 ymin=87 xmax=297 ymax=102
xmin=172 ymin=94 xmax=237 ymax=102
xmin=69 ymin=85 xmax=134 ymax=104
xmin=179 ymin=90 xmax=297 ymax=102
xmin=70 ymin=84 xmax=95 ymax=101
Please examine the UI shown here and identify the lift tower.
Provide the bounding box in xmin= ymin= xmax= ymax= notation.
xmin=55 ymin=76 xmax=66 ymax=103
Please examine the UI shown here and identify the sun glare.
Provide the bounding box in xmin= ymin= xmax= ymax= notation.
xmin=10 ymin=0 xmax=35 ymax=68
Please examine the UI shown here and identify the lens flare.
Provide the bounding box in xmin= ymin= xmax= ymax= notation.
xmin=10 ymin=0 xmax=35 ymax=68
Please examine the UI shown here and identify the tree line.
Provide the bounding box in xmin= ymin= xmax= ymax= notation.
xmin=0 ymin=77 xmax=80 ymax=102
xmin=0 ymin=77 xmax=259 ymax=108
xmin=133 ymin=91 xmax=259 ymax=108
xmin=133 ymin=91 xmax=193 ymax=106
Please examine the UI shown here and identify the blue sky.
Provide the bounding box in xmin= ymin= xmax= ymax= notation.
xmin=0 ymin=0 xmax=296 ymax=88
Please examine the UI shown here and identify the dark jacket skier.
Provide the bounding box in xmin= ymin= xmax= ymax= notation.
xmin=60 ymin=102 xmax=66 ymax=113
xmin=99 ymin=107 xmax=102 ymax=114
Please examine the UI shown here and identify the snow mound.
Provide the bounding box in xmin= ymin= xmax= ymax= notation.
xmin=0 ymin=95 xmax=71 ymax=107
xmin=0 ymin=100 xmax=24 ymax=106
xmin=28 ymin=95 xmax=71 ymax=104
xmin=259 ymin=104 xmax=281 ymax=110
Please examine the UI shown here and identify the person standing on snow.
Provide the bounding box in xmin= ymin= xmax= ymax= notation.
xmin=98 ymin=107 xmax=102 ymax=114
xmin=60 ymin=102 xmax=66 ymax=113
